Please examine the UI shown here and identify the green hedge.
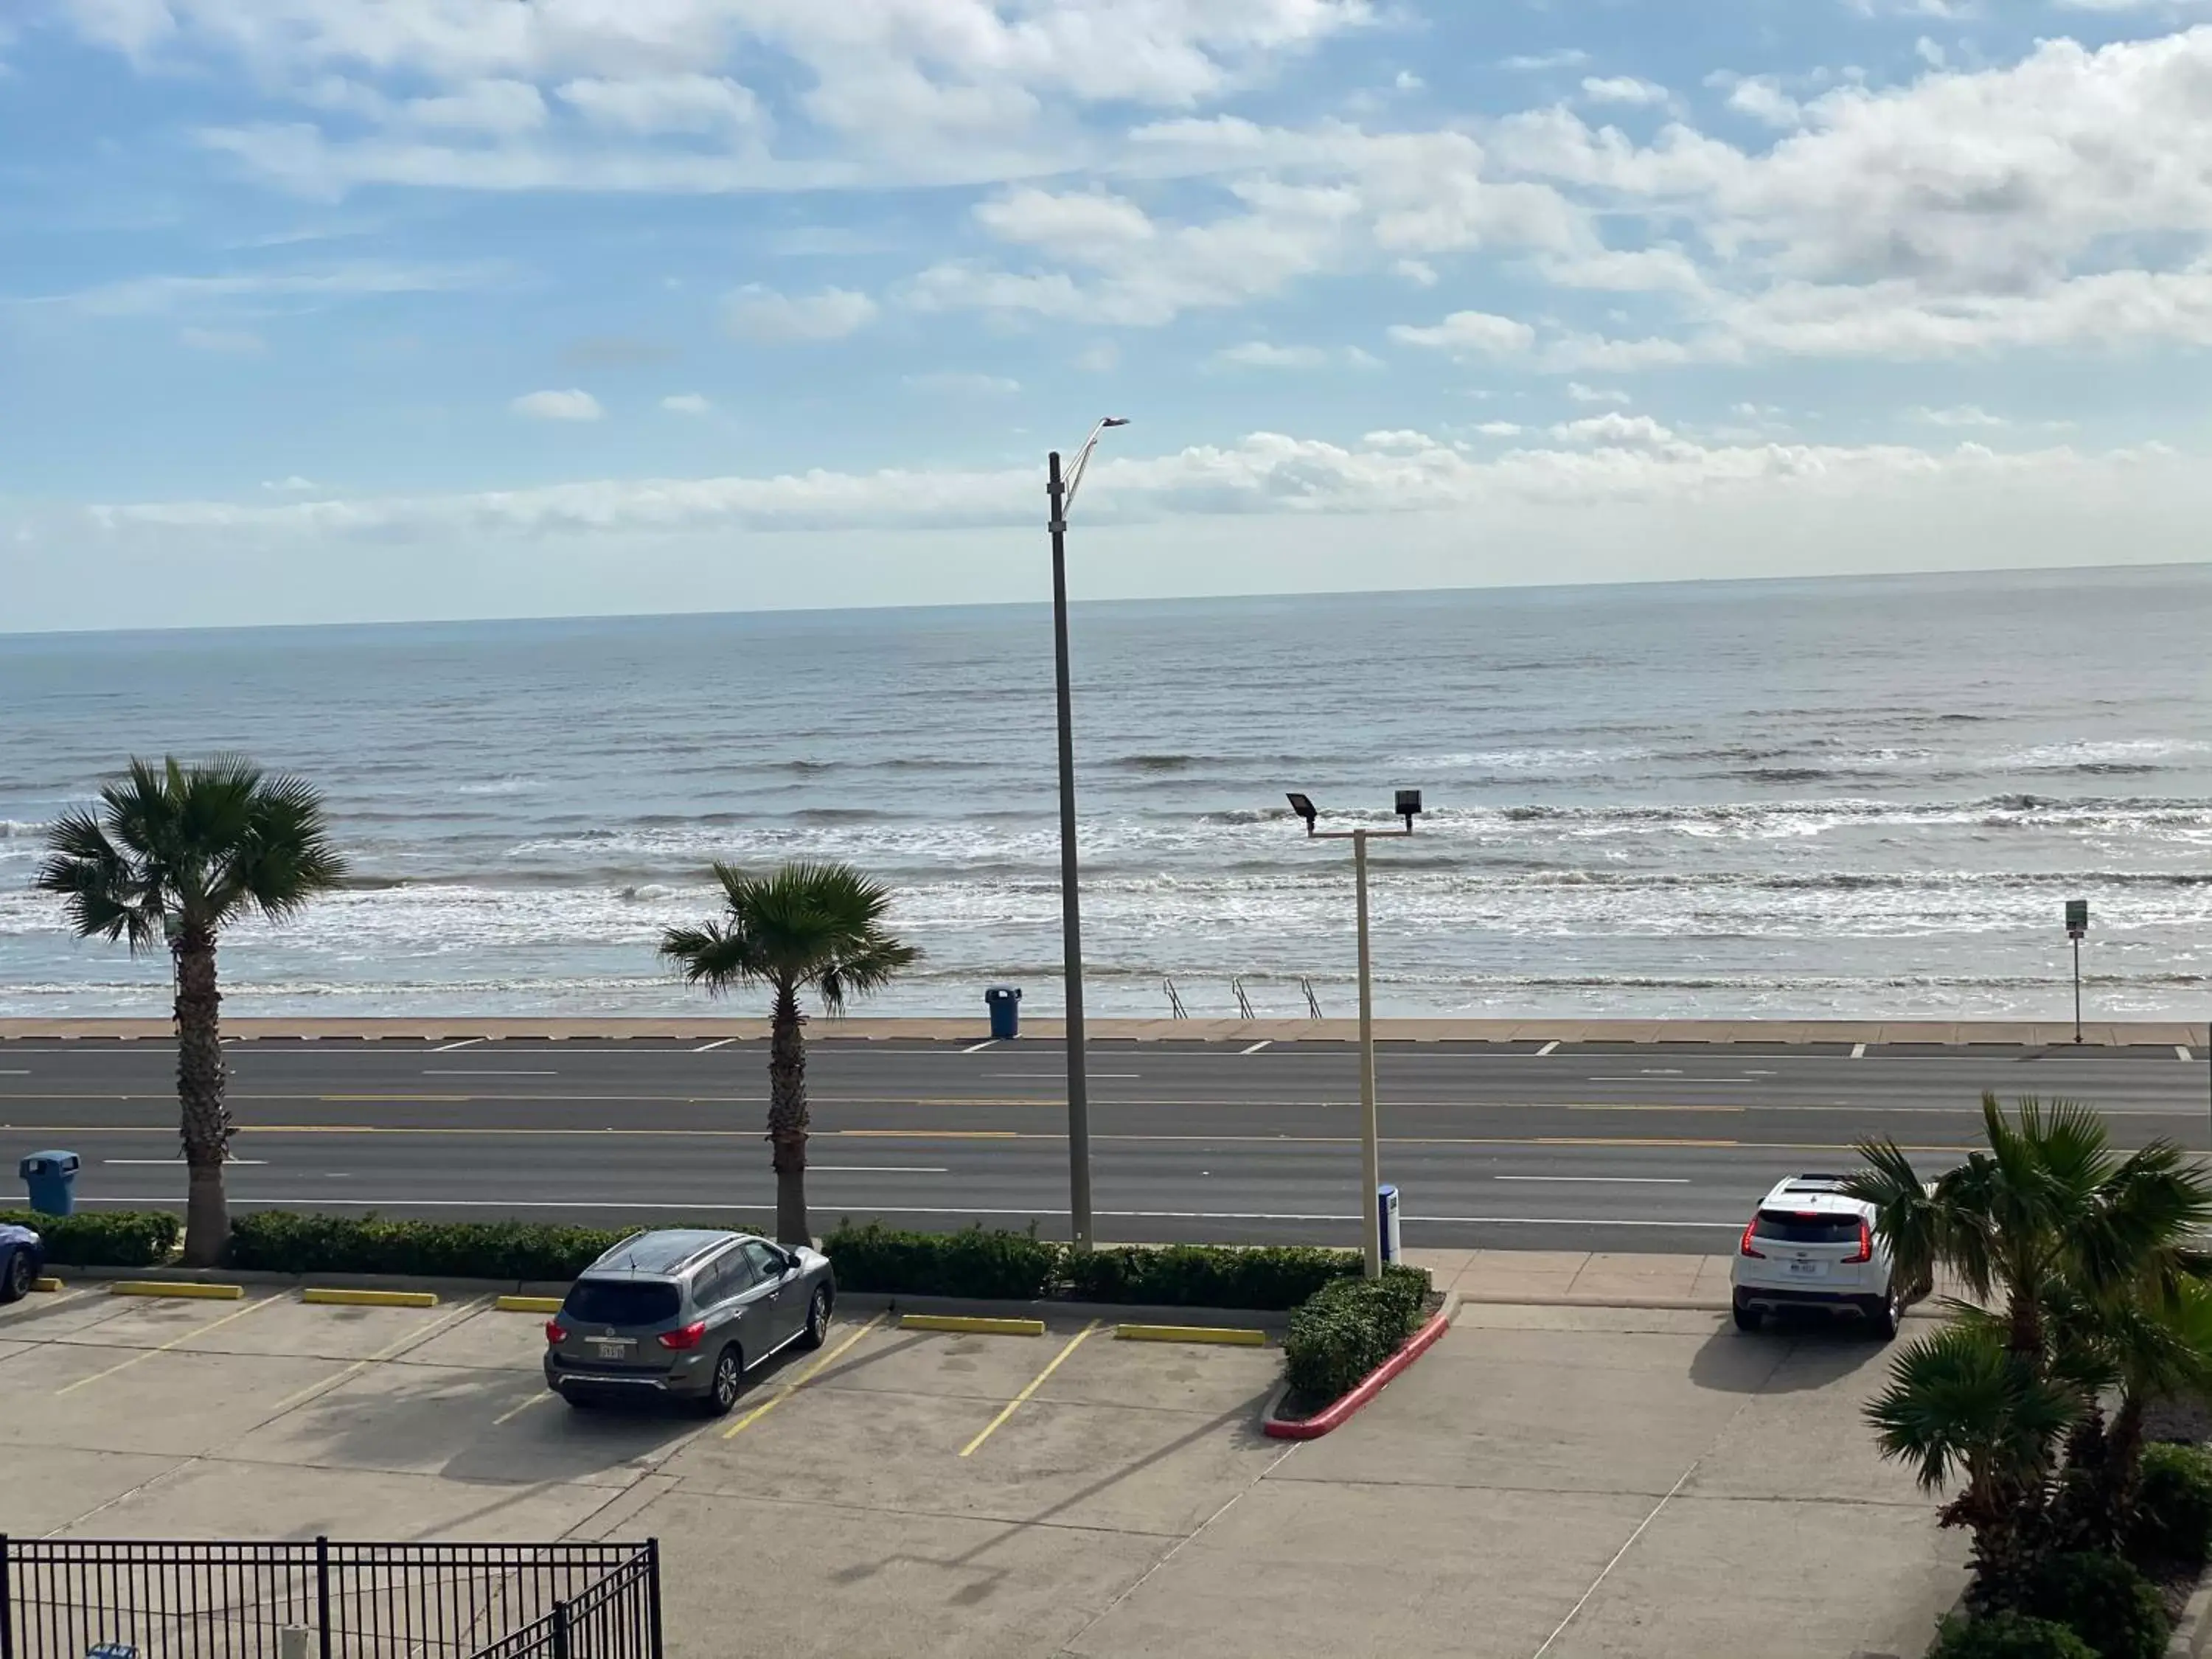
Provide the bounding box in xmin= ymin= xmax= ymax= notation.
xmin=2022 ymin=1551 xmax=2169 ymax=1659
xmin=224 ymin=1212 xmax=651 ymax=1281
xmin=1927 ymin=1613 xmax=2096 ymax=1659
xmin=2127 ymin=1442 xmax=2212 ymax=1571
xmin=1063 ymin=1243 xmax=1360 ymax=1310
xmin=1281 ymin=1265 xmax=1432 ymax=1403
xmin=0 ymin=1208 xmax=180 ymax=1267
xmin=823 ymin=1221 xmax=1063 ymax=1301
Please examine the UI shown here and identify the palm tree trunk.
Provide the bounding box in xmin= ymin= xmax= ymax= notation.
xmin=767 ymin=983 xmax=810 ymax=1245
xmin=173 ymin=925 xmax=231 ymax=1267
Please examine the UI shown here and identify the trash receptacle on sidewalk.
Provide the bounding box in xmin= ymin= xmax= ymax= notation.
xmin=19 ymin=1150 xmax=81 ymax=1217
xmin=985 ymin=986 xmax=1022 ymax=1041
xmin=1377 ymin=1183 xmax=1402 ymax=1265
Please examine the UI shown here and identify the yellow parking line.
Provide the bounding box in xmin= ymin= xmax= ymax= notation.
xmin=493 ymin=1390 xmax=554 ymax=1427
xmin=265 ymin=1295 xmax=490 ymax=1415
xmin=721 ymin=1314 xmax=882 ymax=1441
xmin=959 ymin=1321 xmax=1099 ymax=1458
xmin=55 ymin=1294 xmax=282 ymax=1396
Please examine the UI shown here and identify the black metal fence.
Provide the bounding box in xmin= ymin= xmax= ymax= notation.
xmin=0 ymin=1537 xmax=660 ymax=1659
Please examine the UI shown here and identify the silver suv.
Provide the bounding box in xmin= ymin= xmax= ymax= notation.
xmin=543 ymin=1228 xmax=837 ymax=1416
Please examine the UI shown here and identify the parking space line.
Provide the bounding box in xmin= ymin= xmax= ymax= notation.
xmin=264 ymin=1295 xmax=492 ymax=1416
xmin=1851 ymin=1042 xmax=1867 ymax=1059
xmin=959 ymin=1321 xmax=1100 ymax=1458
xmin=55 ymin=1294 xmax=283 ymax=1396
xmin=722 ymin=1314 xmax=882 ymax=1440
xmin=493 ymin=1390 xmax=555 ymax=1427
xmin=1536 ymin=1041 xmax=1559 ymax=1056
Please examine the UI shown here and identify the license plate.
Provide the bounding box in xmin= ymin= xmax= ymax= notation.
xmin=1787 ymin=1259 xmax=1825 ymax=1278
xmin=591 ymin=1339 xmax=633 ymax=1359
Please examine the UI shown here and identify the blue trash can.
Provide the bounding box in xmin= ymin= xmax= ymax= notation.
xmin=19 ymin=1150 xmax=81 ymax=1217
xmin=984 ymin=986 xmax=1022 ymax=1041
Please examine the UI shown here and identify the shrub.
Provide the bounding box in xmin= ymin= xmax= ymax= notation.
xmin=1281 ymin=1265 xmax=1432 ymax=1403
xmin=2126 ymin=1441 xmax=2212 ymax=1571
xmin=1926 ymin=1612 xmax=2096 ymax=1659
xmin=824 ymin=1220 xmax=1064 ymax=1301
xmin=224 ymin=1212 xmax=647 ymax=1281
xmin=2021 ymin=1551 xmax=2169 ymax=1659
xmin=0 ymin=1208 xmax=181 ymax=1267
xmin=1064 ymin=1243 xmax=1361 ymax=1310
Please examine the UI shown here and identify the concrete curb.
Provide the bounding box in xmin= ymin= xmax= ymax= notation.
xmin=899 ymin=1314 xmax=1046 ymax=1337
xmin=835 ymin=1290 xmax=1295 ymax=1332
xmin=2166 ymin=1559 xmax=2212 ymax=1659
xmin=302 ymin=1287 xmax=439 ymax=1309
xmin=58 ymin=1265 xmax=580 ymax=1298
xmin=1263 ymin=1303 xmax=1456 ymax=1441
xmin=109 ymin=1279 xmax=243 ymax=1299
xmin=1116 ymin=1324 xmax=1267 ymax=1346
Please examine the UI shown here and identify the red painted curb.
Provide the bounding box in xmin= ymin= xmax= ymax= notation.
xmin=1263 ymin=1307 xmax=1453 ymax=1441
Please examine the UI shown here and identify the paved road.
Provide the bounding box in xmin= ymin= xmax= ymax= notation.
xmin=1 ymin=1035 xmax=2206 ymax=1252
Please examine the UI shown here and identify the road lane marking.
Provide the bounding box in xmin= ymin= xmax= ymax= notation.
xmin=55 ymin=1294 xmax=282 ymax=1395
xmin=1494 ymin=1175 xmax=1690 ymax=1184
xmin=961 ymin=1321 xmax=1099 ymax=1457
xmin=1587 ymin=1077 xmax=1761 ymax=1085
xmin=694 ymin=1039 xmax=737 ymax=1053
xmin=961 ymin=1040 xmax=998 ymax=1054
xmin=808 ymin=1165 xmax=950 ymax=1174
xmin=2181 ymin=1046 xmax=2195 ymax=1061
xmin=722 ymin=1314 xmax=881 ymax=1440
xmin=1536 ymin=1041 xmax=1559 ymax=1056
xmin=991 ymin=1072 xmax=1136 ymax=1079
xmin=1851 ymin=1043 xmax=1867 ymax=1059
xmin=1534 ymin=1463 xmax=1701 ymax=1659
xmin=421 ymin=1069 xmax=558 ymax=1077
xmin=1242 ymin=1041 xmax=1271 ymax=1055
xmin=103 ymin=1158 xmax=268 ymax=1166
xmin=431 ymin=1038 xmax=486 ymax=1052
xmin=493 ymin=1391 xmax=554 ymax=1426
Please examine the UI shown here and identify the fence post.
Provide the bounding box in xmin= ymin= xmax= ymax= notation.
xmin=1 ymin=1533 xmax=14 ymax=1659
xmin=551 ymin=1598 xmax=571 ymax=1659
xmin=315 ymin=1536 xmax=333 ymax=1659
xmin=645 ymin=1540 xmax=664 ymax=1659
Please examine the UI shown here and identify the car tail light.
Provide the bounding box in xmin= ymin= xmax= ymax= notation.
xmin=657 ymin=1321 xmax=708 ymax=1352
xmin=1846 ymin=1219 xmax=1873 ymax=1264
xmin=544 ymin=1321 xmax=567 ymax=1343
xmin=1738 ymin=1220 xmax=1765 ymax=1259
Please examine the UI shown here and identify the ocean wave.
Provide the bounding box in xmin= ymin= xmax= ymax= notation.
xmin=0 ymin=819 xmax=49 ymax=838
xmin=454 ymin=776 xmax=543 ymax=796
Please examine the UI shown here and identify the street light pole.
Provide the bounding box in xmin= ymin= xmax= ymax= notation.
xmin=1047 ymin=418 xmax=1127 ymax=1253
xmin=1287 ymin=790 xmax=1422 ymax=1280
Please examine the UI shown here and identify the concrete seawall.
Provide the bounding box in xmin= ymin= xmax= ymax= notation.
xmin=2 ymin=1015 xmax=2205 ymax=1046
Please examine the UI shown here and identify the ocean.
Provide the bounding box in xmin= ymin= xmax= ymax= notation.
xmin=1 ymin=564 xmax=2207 ymax=1022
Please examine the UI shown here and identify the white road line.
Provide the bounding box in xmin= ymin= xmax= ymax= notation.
xmin=1587 ymin=1077 xmax=1760 ymax=1085
xmin=431 ymin=1037 xmax=486 ymax=1053
xmin=991 ymin=1071 xmax=1138 ymax=1079
xmin=808 ymin=1166 xmax=950 ymax=1174
xmin=2180 ymin=1046 xmax=2195 ymax=1062
xmin=694 ymin=1038 xmax=737 ymax=1053
xmin=421 ymin=1069 xmax=557 ymax=1076
xmin=1241 ymin=1041 xmax=1272 ymax=1055
xmin=103 ymin=1158 xmax=268 ymax=1166
xmin=1535 ymin=1041 xmax=1560 ymax=1057
xmin=961 ymin=1039 xmax=998 ymax=1054
xmin=1532 ymin=1463 xmax=1701 ymax=1659
xmin=1494 ymin=1175 xmax=1690 ymax=1185
xmin=1850 ymin=1043 xmax=1867 ymax=1060
xmin=0 ymin=1069 xmax=28 ymax=1075
xmin=84 ymin=1196 xmax=1736 ymax=1228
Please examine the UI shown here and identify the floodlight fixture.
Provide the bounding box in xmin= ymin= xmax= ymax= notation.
xmin=1396 ymin=788 xmax=1423 ymax=830
xmin=1286 ymin=792 xmax=1318 ymax=833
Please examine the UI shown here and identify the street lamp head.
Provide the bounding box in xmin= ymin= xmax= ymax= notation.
xmin=1396 ymin=788 xmax=1423 ymax=831
xmin=1102 ymin=417 xmax=1130 ymax=428
xmin=1285 ymin=792 xmax=1318 ymax=834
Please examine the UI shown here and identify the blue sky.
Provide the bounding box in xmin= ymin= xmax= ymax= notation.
xmin=4 ymin=0 xmax=2212 ymax=630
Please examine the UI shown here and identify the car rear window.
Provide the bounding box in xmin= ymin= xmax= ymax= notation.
xmin=1753 ymin=1210 xmax=1864 ymax=1245
xmin=562 ymin=1279 xmax=681 ymax=1326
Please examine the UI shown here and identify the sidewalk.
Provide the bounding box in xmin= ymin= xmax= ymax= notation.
xmin=3 ymin=1015 xmax=2204 ymax=1045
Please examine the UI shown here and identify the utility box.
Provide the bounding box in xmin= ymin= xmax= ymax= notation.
xmin=19 ymin=1150 xmax=80 ymax=1217
xmin=1377 ymin=1183 xmax=1402 ymax=1265
xmin=984 ymin=986 xmax=1022 ymax=1041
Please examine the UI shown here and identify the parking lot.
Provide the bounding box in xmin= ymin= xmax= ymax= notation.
xmin=0 ymin=1265 xmax=1965 ymax=1658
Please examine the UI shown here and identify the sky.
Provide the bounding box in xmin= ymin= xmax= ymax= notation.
xmin=4 ymin=0 xmax=2212 ymax=632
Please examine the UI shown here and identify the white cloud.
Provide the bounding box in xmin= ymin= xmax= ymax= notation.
xmin=1387 ymin=309 xmax=1537 ymax=357
xmin=1501 ymin=49 xmax=1590 ymax=72
xmin=403 ymin=78 xmax=547 ymax=135
xmin=179 ymin=325 xmax=265 ymax=352
xmin=1074 ymin=342 xmax=1121 ymax=372
xmin=260 ymin=475 xmax=319 ymax=492
xmin=1214 ymin=341 xmax=1329 ymax=369
xmin=660 ymin=393 xmax=712 ymax=415
xmin=1719 ymin=76 xmax=1803 ymax=128
xmin=722 ymin=283 xmax=877 ymax=342
xmin=1474 ymin=421 xmax=1523 ymax=437
xmin=1567 ymin=383 xmax=1630 ymax=404
xmin=558 ymin=75 xmax=761 ymax=136
xmin=20 ymin=261 xmax=498 ymax=316
xmin=1580 ymin=76 xmax=1670 ymax=107
xmin=510 ymin=388 xmax=605 ymax=421
xmin=1912 ymin=403 xmax=2010 ymax=428
xmin=1392 ymin=257 xmax=1438 ymax=286
xmin=902 ymin=371 xmax=1021 ymax=395
xmin=1549 ymin=412 xmax=1675 ymax=445
xmin=1914 ymin=37 xmax=1948 ymax=69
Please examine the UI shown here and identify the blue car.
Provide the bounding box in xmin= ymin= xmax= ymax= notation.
xmin=1 ymin=1221 xmax=45 ymax=1302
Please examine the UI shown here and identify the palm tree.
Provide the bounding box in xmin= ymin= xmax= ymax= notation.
xmin=37 ymin=757 xmax=345 ymax=1265
xmin=659 ymin=862 xmax=919 ymax=1245
xmin=1869 ymin=1318 xmax=2081 ymax=1608
xmin=1848 ymin=1096 xmax=2212 ymax=1360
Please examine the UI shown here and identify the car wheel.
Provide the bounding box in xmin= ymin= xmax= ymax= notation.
xmin=1731 ymin=1299 xmax=1762 ymax=1334
xmin=799 ymin=1286 xmax=831 ymax=1351
xmin=0 ymin=1250 xmax=29 ymax=1304
xmin=1867 ymin=1284 xmax=1901 ymax=1343
xmin=699 ymin=1345 xmax=744 ymax=1417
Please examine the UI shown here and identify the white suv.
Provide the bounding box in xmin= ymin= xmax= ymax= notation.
xmin=1731 ymin=1173 xmax=1901 ymax=1340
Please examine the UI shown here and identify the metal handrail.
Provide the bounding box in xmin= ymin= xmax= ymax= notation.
xmin=1163 ymin=978 xmax=1188 ymax=1019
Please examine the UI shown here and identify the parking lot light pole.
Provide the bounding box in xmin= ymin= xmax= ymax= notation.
xmin=1285 ymin=789 xmax=1424 ymax=1279
xmin=1049 ymin=417 xmax=1127 ymax=1253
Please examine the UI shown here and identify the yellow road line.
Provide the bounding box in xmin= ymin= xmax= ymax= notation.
xmin=900 ymin=1314 xmax=1044 ymax=1336
xmin=722 ymin=1314 xmax=882 ymax=1440
xmin=56 ymin=1294 xmax=282 ymax=1395
xmin=960 ymin=1321 xmax=1100 ymax=1458
xmin=302 ymin=1287 xmax=439 ymax=1309
xmin=265 ymin=1295 xmax=490 ymax=1415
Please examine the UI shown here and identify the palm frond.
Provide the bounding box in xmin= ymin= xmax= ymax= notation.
xmin=1867 ymin=1320 xmax=2078 ymax=1494
xmin=667 ymin=860 xmax=918 ymax=1015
